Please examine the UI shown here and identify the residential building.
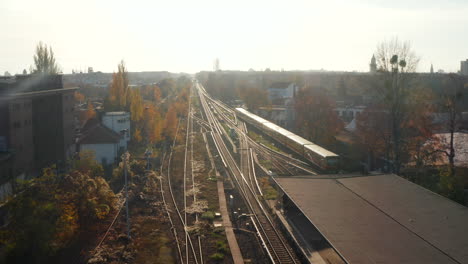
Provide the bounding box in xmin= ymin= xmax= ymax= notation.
xmin=78 ymin=120 xmax=121 ymax=165
xmin=102 ymin=111 xmax=130 ymax=150
xmin=461 ymin=59 xmax=468 ymax=76
xmin=256 ymin=106 xmax=295 ymax=130
xmin=335 ymin=105 xmax=366 ymax=122
xmin=0 ymin=74 xmax=77 ymax=200
xmin=267 ymin=82 xmax=297 ymax=104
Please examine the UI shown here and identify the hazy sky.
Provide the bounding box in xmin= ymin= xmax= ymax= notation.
xmin=1 ymin=0 xmax=468 ymax=74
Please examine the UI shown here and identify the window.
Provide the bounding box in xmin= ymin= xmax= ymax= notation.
xmin=13 ymin=121 xmax=21 ymax=128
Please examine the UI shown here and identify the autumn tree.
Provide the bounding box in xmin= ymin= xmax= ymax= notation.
xmin=294 ymin=87 xmax=343 ymax=147
xmin=356 ymin=105 xmax=392 ymax=170
xmin=70 ymin=149 xmax=104 ymax=178
xmin=78 ymin=100 xmax=96 ymax=126
xmin=74 ymin=91 xmax=85 ymax=103
xmin=163 ymin=105 xmax=178 ymax=141
xmin=32 ymin=42 xmax=60 ymax=74
xmin=434 ymin=74 xmax=466 ymax=202
xmin=142 ymin=104 xmax=163 ymax=144
xmin=133 ymin=128 xmax=143 ymax=143
xmin=105 ymin=60 xmax=130 ymax=111
xmin=404 ymin=87 xmax=440 ymax=168
xmin=237 ymin=84 xmax=269 ymax=111
xmin=139 ymin=84 xmax=162 ymax=103
xmin=1 ymin=162 xmax=115 ymax=263
xmin=153 ymin=85 xmax=162 ymax=102
xmin=130 ymin=89 xmax=144 ymax=122
xmin=85 ymin=100 xmax=96 ymax=120
xmin=374 ymin=38 xmax=420 ymax=173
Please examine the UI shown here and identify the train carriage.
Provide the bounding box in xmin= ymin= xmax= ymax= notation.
xmin=235 ymin=107 xmax=340 ymax=172
xmin=303 ymin=144 xmax=339 ymax=171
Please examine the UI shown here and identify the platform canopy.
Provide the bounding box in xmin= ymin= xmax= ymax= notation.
xmin=274 ymin=174 xmax=468 ymax=264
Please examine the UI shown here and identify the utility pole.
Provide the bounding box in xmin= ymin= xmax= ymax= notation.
xmin=122 ymin=151 xmax=131 ymax=239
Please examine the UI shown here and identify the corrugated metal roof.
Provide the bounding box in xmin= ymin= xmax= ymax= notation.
xmin=274 ymin=174 xmax=468 ymax=264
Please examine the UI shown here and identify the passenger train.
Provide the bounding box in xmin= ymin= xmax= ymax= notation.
xmin=235 ymin=108 xmax=339 ymax=172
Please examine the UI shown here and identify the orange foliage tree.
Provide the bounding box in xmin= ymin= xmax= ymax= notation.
xmin=142 ymin=104 xmax=163 ymax=144
xmin=78 ymin=100 xmax=96 ymax=126
xmin=2 ymin=158 xmax=115 ymax=262
xmin=164 ymin=105 xmax=179 ymax=141
xmin=105 ymin=60 xmax=130 ymax=111
xmin=153 ymin=85 xmax=162 ymax=102
xmin=130 ymin=89 xmax=143 ymax=122
xmin=74 ymin=91 xmax=85 ymax=103
xmin=85 ymin=100 xmax=96 ymax=120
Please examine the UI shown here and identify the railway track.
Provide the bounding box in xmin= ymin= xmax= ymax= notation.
xmin=204 ymin=92 xmax=317 ymax=177
xmin=197 ymin=83 xmax=300 ymax=264
xmin=159 ymin=83 xmax=202 ymax=264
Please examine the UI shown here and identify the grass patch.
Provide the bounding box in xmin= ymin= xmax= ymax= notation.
xmin=259 ymin=177 xmax=278 ymax=200
xmin=248 ymin=130 xmax=281 ymax=152
xmin=157 ymin=245 xmax=174 ymax=264
xmin=259 ymin=159 xmax=273 ymax=170
xmin=264 ymin=186 xmax=278 ymax=200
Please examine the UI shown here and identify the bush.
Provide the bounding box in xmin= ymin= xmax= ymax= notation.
xmin=201 ymin=211 xmax=215 ymax=221
xmin=264 ymin=186 xmax=278 ymax=200
xmin=216 ymin=240 xmax=230 ymax=254
xmin=0 ymin=167 xmax=116 ymax=262
xmin=210 ymin=253 xmax=225 ymax=261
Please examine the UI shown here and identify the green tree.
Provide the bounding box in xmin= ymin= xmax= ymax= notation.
xmin=32 ymin=42 xmax=60 ymax=74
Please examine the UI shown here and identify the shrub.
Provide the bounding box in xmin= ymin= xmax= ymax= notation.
xmin=216 ymin=240 xmax=230 ymax=254
xmin=210 ymin=253 xmax=224 ymax=261
xmin=201 ymin=211 xmax=215 ymax=221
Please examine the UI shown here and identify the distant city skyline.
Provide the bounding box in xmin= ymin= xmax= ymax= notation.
xmin=1 ymin=0 xmax=468 ymax=74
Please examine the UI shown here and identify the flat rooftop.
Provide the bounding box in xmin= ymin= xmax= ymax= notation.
xmin=274 ymin=174 xmax=468 ymax=264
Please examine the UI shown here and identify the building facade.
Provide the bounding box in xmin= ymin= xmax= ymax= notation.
xmin=78 ymin=122 xmax=121 ymax=165
xmin=461 ymin=59 xmax=468 ymax=76
xmin=0 ymin=74 xmax=76 ymax=188
xmin=267 ymin=82 xmax=297 ymax=104
xmin=102 ymin=111 xmax=131 ymax=150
